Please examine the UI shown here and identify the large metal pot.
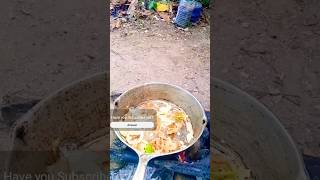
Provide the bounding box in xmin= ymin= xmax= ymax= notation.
xmin=6 ymin=72 xmax=108 ymax=175
xmin=111 ymin=83 xmax=208 ymax=180
xmin=213 ymin=78 xmax=309 ymax=180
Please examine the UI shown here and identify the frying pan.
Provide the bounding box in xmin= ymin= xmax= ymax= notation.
xmin=111 ymin=83 xmax=207 ymax=180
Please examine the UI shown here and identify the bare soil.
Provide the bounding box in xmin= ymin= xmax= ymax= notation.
xmin=110 ymin=18 xmax=211 ymax=109
xmin=0 ymin=0 xmax=107 ymax=150
xmin=213 ymin=0 xmax=320 ymax=156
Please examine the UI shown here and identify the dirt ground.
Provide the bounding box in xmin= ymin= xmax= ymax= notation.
xmin=213 ymin=0 xmax=320 ymax=156
xmin=0 ymin=0 xmax=107 ymax=151
xmin=110 ymin=19 xmax=211 ymax=110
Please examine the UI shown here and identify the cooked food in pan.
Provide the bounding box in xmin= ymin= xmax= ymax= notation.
xmin=119 ymin=100 xmax=194 ymax=154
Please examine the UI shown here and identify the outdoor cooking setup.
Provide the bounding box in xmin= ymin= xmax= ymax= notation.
xmin=2 ymin=72 xmax=319 ymax=180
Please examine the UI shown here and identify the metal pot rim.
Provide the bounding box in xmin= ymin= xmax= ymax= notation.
xmin=112 ymin=82 xmax=207 ymax=157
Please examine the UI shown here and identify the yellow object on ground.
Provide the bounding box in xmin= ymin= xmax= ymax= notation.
xmin=156 ymin=2 xmax=169 ymax=12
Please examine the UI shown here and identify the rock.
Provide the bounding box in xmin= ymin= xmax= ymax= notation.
xmin=20 ymin=9 xmax=31 ymax=16
xmin=241 ymin=22 xmax=250 ymax=28
xmin=314 ymin=105 xmax=320 ymax=111
xmin=268 ymin=86 xmax=280 ymax=95
xmin=111 ymin=19 xmax=122 ymax=30
xmin=301 ymin=31 xmax=313 ymax=36
xmin=240 ymin=71 xmax=249 ymax=79
xmin=85 ymin=54 xmax=95 ymax=60
xmin=303 ymin=16 xmax=318 ymax=26
xmin=303 ymin=81 xmax=313 ymax=91
xmin=158 ymin=12 xmax=171 ymax=22
xmin=222 ymin=68 xmax=229 ymax=73
xmin=272 ymin=95 xmax=282 ymax=104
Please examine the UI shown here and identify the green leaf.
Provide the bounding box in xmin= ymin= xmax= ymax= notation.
xmin=144 ymin=143 xmax=155 ymax=154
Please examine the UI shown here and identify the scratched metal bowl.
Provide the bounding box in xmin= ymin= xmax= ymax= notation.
xmin=6 ymin=72 xmax=108 ymax=174
xmin=212 ymin=78 xmax=309 ymax=180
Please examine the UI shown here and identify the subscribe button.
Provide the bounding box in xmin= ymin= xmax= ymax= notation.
xmin=111 ymin=109 xmax=157 ymax=130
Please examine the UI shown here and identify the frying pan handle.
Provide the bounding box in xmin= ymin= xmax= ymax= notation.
xmin=132 ymin=155 xmax=150 ymax=180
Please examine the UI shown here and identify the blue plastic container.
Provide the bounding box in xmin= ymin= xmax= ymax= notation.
xmin=191 ymin=1 xmax=202 ymax=23
xmin=175 ymin=0 xmax=195 ymax=27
